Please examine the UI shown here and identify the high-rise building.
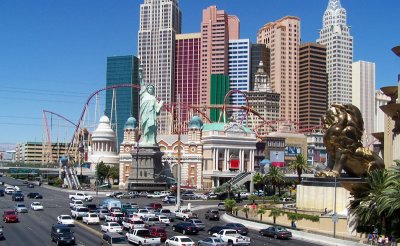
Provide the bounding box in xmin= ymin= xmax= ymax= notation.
xmin=138 ymin=0 xmax=182 ymax=134
xmin=317 ymin=0 xmax=353 ymax=106
xmin=352 ymin=61 xmax=375 ymax=145
xmin=210 ymin=74 xmax=230 ymax=122
xmin=299 ymin=43 xmax=328 ymax=130
xmin=375 ymin=90 xmax=391 ymax=133
xmin=257 ymin=16 xmax=300 ymax=125
xmin=200 ymin=6 xmax=239 ymax=108
xmin=105 ymin=55 xmax=139 ymax=147
xmin=228 ymin=39 xmax=251 ymax=106
xmin=250 ymin=44 xmax=269 ymax=90
xmin=248 ymin=61 xmax=280 ymax=135
xmin=175 ymin=33 xmax=201 ymax=133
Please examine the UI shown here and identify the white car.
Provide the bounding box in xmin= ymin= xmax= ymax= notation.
xmin=165 ymin=236 xmax=195 ymax=246
xmin=82 ymin=213 xmax=100 ymax=225
xmin=30 ymin=202 xmax=44 ymax=211
xmin=57 ymin=215 xmax=74 ymax=225
xmin=101 ymin=222 xmax=123 ymax=233
xmin=4 ymin=187 xmax=15 ymax=194
xmin=157 ymin=215 xmax=170 ymax=225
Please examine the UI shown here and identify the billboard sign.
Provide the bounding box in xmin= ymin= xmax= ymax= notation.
xmin=270 ymin=150 xmax=285 ymax=167
xmin=285 ymin=146 xmax=301 ymax=156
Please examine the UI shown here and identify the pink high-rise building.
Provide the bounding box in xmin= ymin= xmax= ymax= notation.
xmin=200 ymin=6 xmax=240 ymax=107
xmin=175 ymin=33 xmax=201 ymax=133
xmin=257 ymin=16 xmax=300 ymax=125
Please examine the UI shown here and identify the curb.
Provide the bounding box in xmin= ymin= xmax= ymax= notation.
xmin=221 ymin=213 xmax=366 ymax=246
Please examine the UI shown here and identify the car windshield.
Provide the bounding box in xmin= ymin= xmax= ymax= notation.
xmin=211 ymin=210 xmax=219 ymax=214
xmin=17 ymin=204 xmax=26 ymax=207
xmin=58 ymin=228 xmax=72 ymax=234
xmin=233 ymin=223 xmax=244 ymax=227
xmin=112 ymin=237 xmax=128 ymax=244
xmin=181 ymin=238 xmax=194 ymax=242
xmin=212 ymin=238 xmax=224 ymax=243
xmin=192 ymin=220 xmax=202 ymax=223
xmin=110 ymin=223 xmax=120 ymax=227
xmin=276 ymin=227 xmax=287 ymax=232
xmin=89 ymin=214 xmax=98 ymax=217
xmin=33 ymin=202 xmax=41 ymax=205
xmin=133 ymin=221 xmax=144 ymax=224
xmin=5 ymin=211 xmax=15 ymax=215
xmin=225 ymin=231 xmax=237 ymax=235
xmin=75 ymin=201 xmax=83 ymax=204
xmin=148 ymin=217 xmax=158 ymax=221
xmin=78 ymin=208 xmax=89 ymax=212
xmin=136 ymin=230 xmax=150 ymax=237
xmin=62 ymin=216 xmax=72 ymax=220
xmin=162 ymin=209 xmax=171 ymax=213
xmin=159 ymin=216 xmax=167 ymax=219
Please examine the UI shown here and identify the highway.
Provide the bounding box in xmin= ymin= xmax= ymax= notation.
xmin=0 ymin=176 xmax=322 ymax=246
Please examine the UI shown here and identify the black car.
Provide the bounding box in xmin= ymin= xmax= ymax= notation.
xmin=51 ymin=224 xmax=75 ymax=245
xmin=259 ymin=226 xmax=292 ymax=239
xmin=225 ymin=223 xmax=249 ymax=236
xmin=86 ymin=204 xmax=97 ymax=212
xmin=12 ymin=192 xmax=24 ymax=201
xmin=207 ymin=226 xmax=228 ymax=235
xmin=27 ymin=192 xmax=43 ymax=199
xmin=204 ymin=209 xmax=220 ymax=221
xmin=172 ymin=222 xmax=199 ymax=235
xmin=27 ymin=183 xmax=34 ymax=188
xmin=0 ymin=189 xmax=4 ymax=197
xmin=217 ymin=192 xmax=242 ymax=202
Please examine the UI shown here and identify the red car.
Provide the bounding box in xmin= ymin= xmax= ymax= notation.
xmin=3 ymin=210 xmax=19 ymax=223
xmin=148 ymin=203 xmax=163 ymax=210
xmin=148 ymin=227 xmax=167 ymax=242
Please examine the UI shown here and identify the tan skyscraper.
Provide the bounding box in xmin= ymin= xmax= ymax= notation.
xmin=200 ymin=6 xmax=239 ymax=107
xmin=138 ymin=0 xmax=181 ymax=134
xmin=257 ymin=16 xmax=300 ymax=125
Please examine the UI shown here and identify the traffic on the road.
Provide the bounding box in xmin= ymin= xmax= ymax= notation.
xmin=0 ymin=176 xmax=322 ymax=246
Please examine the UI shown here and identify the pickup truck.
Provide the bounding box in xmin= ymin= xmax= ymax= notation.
xmin=212 ymin=229 xmax=251 ymax=245
xmin=69 ymin=200 xmax=84 ymax=209
xmin=155 ymin=208 xmax=175 ymax=222
xmin=105 ymin=212 xmax=124 ymax=222
xmin=175 ymin=208 xmax=197 ymax=221
xmin=122 ymin=218 xmax=146 ymax=230
xmin=69 ymin=192 xmax=93 ymax=202
xmin=125 ymin=228 xmax=161 ymax=246
xmin=133 ymin=209 xmax=155 ymax=219
xmin=71 ymin=207 xmax=89 ymax=219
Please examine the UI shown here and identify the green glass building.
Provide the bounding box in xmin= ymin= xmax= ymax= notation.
xmin=105 ymin=55 xmax=139 ymax=148
xmin=210 ymin=74 xmax=230 ymax=122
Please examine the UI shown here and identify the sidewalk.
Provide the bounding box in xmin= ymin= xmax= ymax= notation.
xmin=221 ymin=213 xmax=367 ymax=246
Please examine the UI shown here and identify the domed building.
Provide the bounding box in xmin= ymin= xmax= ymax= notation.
xmin=87 ymin=115 xmax=119 ymax=170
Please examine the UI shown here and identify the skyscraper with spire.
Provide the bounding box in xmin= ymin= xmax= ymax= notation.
xmin=317 ymin=0 xmax=353 ymax=106
xmin=138 ymin=0 xmax=182 ymax=134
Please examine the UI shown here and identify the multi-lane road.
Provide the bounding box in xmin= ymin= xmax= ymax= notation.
xmin=0 ymin=176 xmax=321 ymax=246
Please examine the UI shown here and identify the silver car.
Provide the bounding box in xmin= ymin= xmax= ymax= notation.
xmin=197 ymin=237 xmax=226 ymax=246
xmin=188 ymin=219 xmax=205 ymax=230
xmin=96 ymin=209 xmax=109 ymax=220
xmin=15 ymin=203 xmax=28 ymax=213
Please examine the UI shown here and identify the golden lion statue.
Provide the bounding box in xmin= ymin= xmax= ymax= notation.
xmin=316 ymin=104 xmax=385 ymax=177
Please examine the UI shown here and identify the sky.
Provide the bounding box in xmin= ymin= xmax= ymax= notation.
xmin=0 ymin=0 xmax=399 ymax=145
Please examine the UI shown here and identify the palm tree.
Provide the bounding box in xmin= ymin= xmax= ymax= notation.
xmin=266 ymin=166 xmax=285 ymax=196
xmin=253 ymin=172 xmax=263 ymax=196
xmin=232 ymin=206 xmax=240 ymax=216
xmin=257 ymin=208 xmax=266 ymax=221
xmin=269 ymin=208 xmax=282 ymax=225
xmin=242 ymin=207 xmax=250 ymax=219
xmin=349 ymin=169 xmax=388 ymax=233
xmin=288 ymin=154 xmax=310 ymax=184
xmin=224 ymin=199 xmax=237 ymax=214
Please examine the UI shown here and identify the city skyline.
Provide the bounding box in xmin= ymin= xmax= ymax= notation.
xmin=0 ymin=0 xmax=399 ymax=143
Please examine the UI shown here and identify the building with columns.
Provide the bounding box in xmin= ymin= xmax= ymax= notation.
xmin=201 ymin=121 xmax=257 ymax=188
xmin=88 ymin=115 xmax=119 ymax=171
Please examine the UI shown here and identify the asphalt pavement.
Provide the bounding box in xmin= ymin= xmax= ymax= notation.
xmin=0 ymin=176 xmax=321 ymax=246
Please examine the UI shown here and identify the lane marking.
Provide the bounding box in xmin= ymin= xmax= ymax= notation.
xmin=75 ymin=220 xmax=102 ymax=237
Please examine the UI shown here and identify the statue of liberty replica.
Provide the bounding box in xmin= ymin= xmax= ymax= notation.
xmin=139 ymin=64 xmax=163 ymax=146
xmin=127 ymin=63 xmax=165 ymax=191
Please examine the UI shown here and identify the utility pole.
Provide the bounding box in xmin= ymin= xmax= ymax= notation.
xmin=333 ymin=176 xmax=337 ymax=238
xmin=177 ymin=94 xmax=182 ymax=208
